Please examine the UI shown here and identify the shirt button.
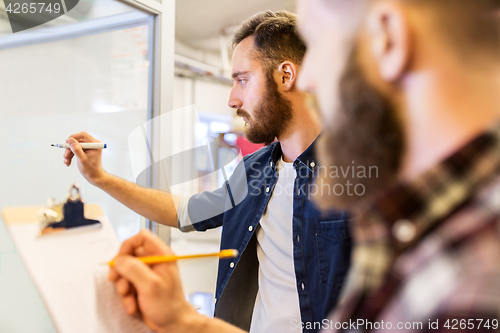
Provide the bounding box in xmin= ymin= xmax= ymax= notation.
xmin=310 ymin=162 xmax=316 ymax=168
xmin=265 ymin=186 xmax=270 ymax=193
xmin=230 ymin=262 xmax=235 ymax=268
xmin=214 ymin=298 xmax=217 ymax=304
xmin=295 ymin=234 xmax=300 ymax=242
xmin=301 ymin=283 xmax=305 ymax=290
xmin=270 ymin=161 xmax=273 ymax=167
xmin=248 ymin=225 xmax=253 ymax=232
xmin=393 ymin=219 xmax=417 ymax=243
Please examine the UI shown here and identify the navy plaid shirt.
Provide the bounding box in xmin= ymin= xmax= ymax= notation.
xmin=323 ymin=124 xmax=500 ymax=332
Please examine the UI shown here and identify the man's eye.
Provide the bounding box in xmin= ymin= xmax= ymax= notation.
xmin=239 ymin=79 xmax=246 ymax=85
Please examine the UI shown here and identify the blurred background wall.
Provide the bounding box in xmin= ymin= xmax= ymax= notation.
xmin=170 ymin=0 xmax=296 ymax=316
xmin=0 ymin=0 xmax=296 ymax=326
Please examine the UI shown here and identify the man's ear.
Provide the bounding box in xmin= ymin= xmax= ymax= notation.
xmin=367 ymin=3 xmax=411 ymax=82
xmin=278 ymin=61 xmax=298 ymax=91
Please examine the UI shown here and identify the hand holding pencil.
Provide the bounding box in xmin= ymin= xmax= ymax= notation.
xmin=108 ymin=229 xmax=226 ymax=333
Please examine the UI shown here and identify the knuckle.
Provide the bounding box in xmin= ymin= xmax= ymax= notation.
xmin=119 ymin=257 xmax=133 ymax=271
xmin=117 ymin=279 xmax=130 ymax=295
xmin=139 ymin=229 xmax=151 ymax=237
xmin=114 ymin=282 xmax=123 ymax=295
xmin=108 ymin=268 xmax=118 ymax=281
xmin=144 ymin=277 xmax=163 ymax=295
xmin=120 ymin=240 xmax=132 ymax=253
xmin=122 ymin=296 xmax=134 ymax=314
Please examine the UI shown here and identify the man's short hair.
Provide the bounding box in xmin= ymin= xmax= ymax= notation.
xmin=407 ymin=0 xmax=500 ymax=59
xmin=233 ymin=11 xmax=306 ymax=76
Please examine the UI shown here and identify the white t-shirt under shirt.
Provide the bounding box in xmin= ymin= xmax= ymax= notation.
xmin=249 ymin=158 xmax=302 ymax=333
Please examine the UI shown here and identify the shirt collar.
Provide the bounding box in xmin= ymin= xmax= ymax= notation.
xmin=269 ymin=135 xmax=321 ymax=172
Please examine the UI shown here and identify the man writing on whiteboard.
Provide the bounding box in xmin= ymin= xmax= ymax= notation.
xmin=104 ymin=0 xmax=500 ymax=332
xmin=64 ymin=11 xmax=351 ymax=333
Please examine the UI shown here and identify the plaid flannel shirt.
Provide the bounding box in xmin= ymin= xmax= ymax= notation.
xmin=322 ymin=124 xmax=500 ymax=333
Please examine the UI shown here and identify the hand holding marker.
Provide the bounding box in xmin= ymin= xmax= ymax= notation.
xmin=61 ymin=132 xmax=108 ymax=185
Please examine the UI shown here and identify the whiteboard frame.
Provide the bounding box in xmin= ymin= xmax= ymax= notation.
xmin=0 ymin=0 xmax=175 ymax=244
xmin=0 ymin=11 xmax=152 ymax=49
xmin=116 ymin=0 xmax=175 ymax=244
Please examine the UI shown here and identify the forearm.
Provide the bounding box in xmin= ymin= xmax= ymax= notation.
xmin=93 ymin=172 xmax=180 ymax=228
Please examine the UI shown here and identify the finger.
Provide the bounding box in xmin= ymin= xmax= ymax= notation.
xmin=114 ymin=277 xmax=131 ymax=296
xmin=134 ymin=245 xmax=148 ymax=257
xmin=113 ymin=256 xmax=161 ymax=293
xmin=109 ymin=266 xmax=119 ymax=282
xmin=63 ymin=148 xmax=74 ymax=160
xmin=122 ymin=294 xmax=138 ymax=315
xmin=67 ymin=138 xmax=88 ymax=162
xmin=67 ymin=131 xmax=100 ymax=143
xmin=119 ymin=229 xmax=173 ymax=257
xmin=64 ymin=148 xmax=74 ymax=166
xmin=118 ymin=230 xmax=153 ymax=255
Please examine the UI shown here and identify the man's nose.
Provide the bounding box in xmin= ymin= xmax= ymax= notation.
xmin=228 ymin=88 xmax=243 ymax=109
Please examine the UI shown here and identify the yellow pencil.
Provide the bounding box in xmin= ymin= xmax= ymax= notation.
xmin=107 ymin=249 xmax=239 ymax=267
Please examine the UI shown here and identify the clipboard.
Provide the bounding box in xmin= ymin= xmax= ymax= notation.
xmin=1 ymin=190 xmax=153 ymax=333
xmin=37 ymin=184 xmax=102 ymax=235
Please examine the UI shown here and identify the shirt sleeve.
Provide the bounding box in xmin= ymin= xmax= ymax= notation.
xmin=177 ymin=196 xmax=195 ymax=232
xmin=179 ymin=156 xmax=250 ymax=232
xmin=185 ymin=182 xmax=233 ymax=231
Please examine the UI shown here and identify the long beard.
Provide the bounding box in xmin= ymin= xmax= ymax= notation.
xmin=313 ymin=55 xmax=405 ymax=211
xmin=238 ymin=76 xmax=293 ymax=146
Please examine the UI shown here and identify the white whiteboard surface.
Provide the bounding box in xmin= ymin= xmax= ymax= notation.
xmin=0 ymin=17 xmax=153 ymax=332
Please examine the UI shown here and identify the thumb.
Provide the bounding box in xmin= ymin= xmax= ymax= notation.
xmin=68 ymin=138 xmax=87 ymax=161
xmin=113 ymin=256 xmax=160 ymax=292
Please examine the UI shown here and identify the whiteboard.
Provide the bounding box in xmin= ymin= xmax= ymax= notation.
xmin=0 ymin=13 xmax=153 ymax=333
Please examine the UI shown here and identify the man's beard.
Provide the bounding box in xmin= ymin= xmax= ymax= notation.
xmin=314 ymin=53 xmax=405 ymax=211
xmin=237 ymin=75 xmax=293 ymax=146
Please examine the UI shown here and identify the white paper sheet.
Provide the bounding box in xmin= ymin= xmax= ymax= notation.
xmin=6 ymin=215 xmax=152 ymax=333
